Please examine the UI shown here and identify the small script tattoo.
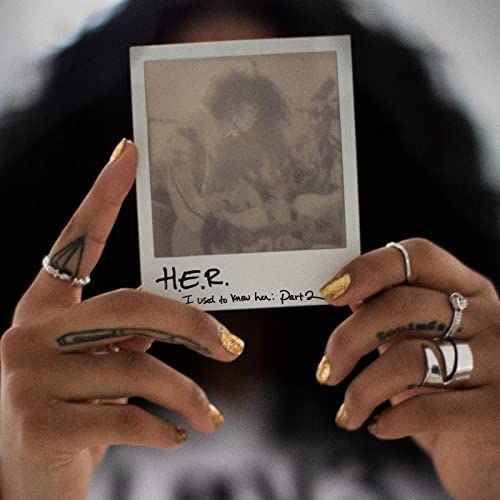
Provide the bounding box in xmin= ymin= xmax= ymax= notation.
xmin=377 ymin=320 xmax=447 ymax=342
xmin=48 ymin=236 xmax=86 ymax=278
xmin=56 ymin=327 xmax=211 ymax=355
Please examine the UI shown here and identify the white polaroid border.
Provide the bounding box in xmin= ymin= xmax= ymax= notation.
xmin=131 ymin=35 xmax=360 ymax=311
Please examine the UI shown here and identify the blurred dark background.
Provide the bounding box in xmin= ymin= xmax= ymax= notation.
xmin=0 ymin=1 xmax=498 ymax=499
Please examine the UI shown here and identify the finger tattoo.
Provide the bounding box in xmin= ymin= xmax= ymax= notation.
xmin=48 ymin=235 xmax=86 ymax=279
xmin=377 ymin=320 xmax=447 ymax=342
xmin=56 ymin=327 xmax=211 ymax=355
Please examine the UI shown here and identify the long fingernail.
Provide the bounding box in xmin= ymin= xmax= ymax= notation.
xmin=219 ymin=327 xmax=245 ymax=357
xmin=316 ymin=356 xmax=331 ymax=385
xmin=320 ymin=274 xmax=351 ymax=302
xmin=209 ymin=403 xmax=224 ymax=429
xmin=175 ymin=426 xmax=188 ymax=444
xmin=335 ymin=403 xmax=349 ymax=429
xmin=109 ymin=138 xmax=127 ymax=163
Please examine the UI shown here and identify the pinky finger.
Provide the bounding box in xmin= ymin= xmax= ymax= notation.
xmin=67 ymin=403 xmax=188 ymax=449
xmin=368 ymin=387 xmax=488 ymax=439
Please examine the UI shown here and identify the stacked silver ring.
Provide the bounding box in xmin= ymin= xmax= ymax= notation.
xmin=42 ymin=256 xmax=91 ymax=288
xmin=385 ymin=241 xmax=474 ymax=388
xmin=442 ymin=292 xmax=468 ymax=340
xmin=421 ymin=339 xmax=474 ymax=387
xmin=386 ymin=242 xmax=413 ymax=284
xmin=421 ymin=290 xmax=472 ymax=387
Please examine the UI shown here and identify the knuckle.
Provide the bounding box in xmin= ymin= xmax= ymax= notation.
xmin=328 ymin=328 xmax=349 ymax=357
xmin=359 ymin=255 xmax=385 ymax=281
xmin=480 ymin=276 xmax=498 ymax=298
xmin=4 ymin=371 xmax=36 ymax=409
xmin=406 ymin=237 xmax=437 ymax=262
xmin=107 ymin=288 xmax=140 ymax=317
xmin=1 ymin=327 xmax=32 ymax=366
xmin=123 ymin=351 xmax=148 ymax=375
xmin=345 ymin=382 xmax=368 ymax=410
xmin=16 ymin=399 xmax=54 ymax=445
xmin=1 ymin=327 xmax=19 ymax=359
xmin=381 ymin=286 xmax=415 ymax=312
xmin=385 ymin=340 xmax=426 ymax=384
xmin=406 ymin=342 xmax=426 ymax=373
xmin=119 ymin=406 xmax=147 ymax=437
xmin=187 ymin=308 xmax=211 ymax=338
xmin=187 ymin=382 xmax=209 ymax=411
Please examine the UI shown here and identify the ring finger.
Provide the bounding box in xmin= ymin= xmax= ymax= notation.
xmin=321 ymin=285 xmax=482 ymax=386
xmin=45 ymin=349 xmax=220 ymax=433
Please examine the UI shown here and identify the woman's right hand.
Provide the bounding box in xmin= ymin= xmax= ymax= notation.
xmin=0 ymin=140 xmax=245 ymax=500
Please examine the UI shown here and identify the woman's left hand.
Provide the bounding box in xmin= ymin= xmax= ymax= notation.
xmin=316 ymin=238 xmax=500 ymax=500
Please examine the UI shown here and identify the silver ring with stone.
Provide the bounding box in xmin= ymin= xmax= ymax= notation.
xmin=42 ymin=255 xmax=91 ymax=288
xmin=385 ymin=242 xmax=413 ymax=284
xmin=441 ymin=292 xmax=468 ymax=340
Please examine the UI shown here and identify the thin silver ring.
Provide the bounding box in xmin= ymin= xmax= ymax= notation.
xmin=42 ymin=255 xmax=91 ymax=288
xmin=92 ymin=343 xmax=121 ymax=355
xmin=386 ymin=242 xmax=413 ymax=284
xmin=421 ymin=339 xmax=473 ymax=388
xmin=442 ymin=292 xmax=468 ymax=340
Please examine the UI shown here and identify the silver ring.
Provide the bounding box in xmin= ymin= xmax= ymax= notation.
xmin=91 ymin=343 xmax=121 ymax=355
xmin=42 ymin=256 xmax=91 ymax=287
xmin=386 ymin=242 xmax=413 ymax=284
xmin=442 ymin=292 xmax=468 ymax=340
xmin=421 ymin=339 xmax=473 ymax=388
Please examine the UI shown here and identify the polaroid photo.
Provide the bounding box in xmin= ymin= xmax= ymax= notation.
xmin=130 ymin=35 xmax=360 ymax=311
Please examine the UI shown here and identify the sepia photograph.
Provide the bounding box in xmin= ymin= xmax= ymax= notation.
xmin=131 ymin=36 xmax=359 ymax=311
xmin=145 ymin=50 xmax=346 ymax=257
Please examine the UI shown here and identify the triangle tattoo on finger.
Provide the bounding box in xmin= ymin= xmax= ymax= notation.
xmin=48 ymin=236 xmax=86 ymax=279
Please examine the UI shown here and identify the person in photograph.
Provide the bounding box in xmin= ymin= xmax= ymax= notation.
xmin=161 ymin=67 xmax=345 ymax=256
xmin=0 ymin=0 xmax=499 ymax=499
xmin=157 ymin=67 xmax=301 ymax=255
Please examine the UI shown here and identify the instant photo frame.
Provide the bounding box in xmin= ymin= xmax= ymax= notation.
xmin=131 ymin=35 xmax=360 ymax=310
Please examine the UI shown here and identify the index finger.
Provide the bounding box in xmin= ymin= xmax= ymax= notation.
xmin=27 ymin=139 xmax=137 ymax=306
xmin=320 ymin=238 xmax=495 ymax=306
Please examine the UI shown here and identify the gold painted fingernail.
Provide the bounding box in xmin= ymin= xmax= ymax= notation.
xmin=209 ymin=403 xmax=224 ymax=429
xmin=367 ymin=415 xmax=378 ymax=435
xmin=175 ymin=427 xmax=188 ymax=444
xmin=335 ymin=403 xmax=349 ymax=429
xmin=219 ymin=327 xmax=245 ymax=357
xmin=320 ymin=274 xmax=351 ymax=302
xmin=316 ymin=356 xmax=331 ymax=385
xmin=109 ymin=138 xmax=127 ymax=163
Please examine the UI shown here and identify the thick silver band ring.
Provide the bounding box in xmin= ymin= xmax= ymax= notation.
xmin=386 ymin=242 xmax=413 ymax=284
xmin=421 ymin=339 xmax=473 ymax=387
xmin=42 ymin=256 xmax=91 ymax=288
xmin=442 ymin=292 xmax=468 ymax=340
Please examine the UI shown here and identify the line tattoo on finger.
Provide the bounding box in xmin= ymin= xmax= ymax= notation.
xmin=376 ymin=320 xmax=447 ymax=342
xmin=48 ymin=235 xmax=86 ymax=278
xmin=56 ymin=327 xmax=211 ymax=355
